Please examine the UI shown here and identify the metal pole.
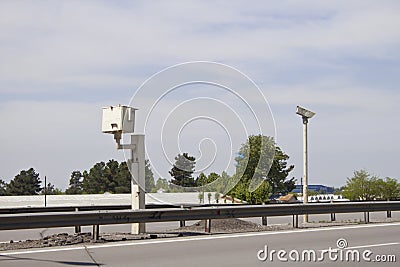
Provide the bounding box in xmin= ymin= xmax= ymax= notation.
xmin=202 ymin=174 xmax=205 ymax=204
xmin=302 ymin=117 xmax=309 ymax=223
xmin=44 ymin=176 xmax=47 ymax=207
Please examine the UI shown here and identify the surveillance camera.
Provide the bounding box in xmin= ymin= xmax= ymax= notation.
xmin=102 ymin=105 xmax=137 ymax=134
xmin=296 ymin=106 xmax=315 ymax=119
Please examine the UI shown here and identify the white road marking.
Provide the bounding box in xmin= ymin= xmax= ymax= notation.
xmin=346 ymin=242 xmax=400 ymax=250
xmin=1 ymin=222 xmax=400 ymax=256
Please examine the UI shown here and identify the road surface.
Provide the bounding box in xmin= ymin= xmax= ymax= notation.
xmin=1 ymin=222 xmax=399 ymax=266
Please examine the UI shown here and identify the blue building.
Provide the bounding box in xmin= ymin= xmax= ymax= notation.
xmin=292 ymin=184 xmax=334 ymax=194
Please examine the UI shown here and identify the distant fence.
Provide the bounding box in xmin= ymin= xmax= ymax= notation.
xmin=0 ymin=201 xmax=399 ymax=232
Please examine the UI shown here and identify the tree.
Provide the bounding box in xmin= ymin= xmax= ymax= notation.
xmin=0 ymin=179 xmax=7 ymax=196
xmin=215 ymin=171 xmax=231 ymax=194
xmin=267 ymin=146 xmax=295 ymax=195
xmin=376 ymin=177 xmax=400 ymax=200
xmin=169 ymin=153 xmax=196 ymax=187
xmin=82 ymin=162 xmax=109 ymax=194
xmin=207 ymin=172 xmax=220 ymax=184
xmin=196 ymin=172 xmax=207 ymax=187
xmin=41 ymin=182 xmax=54 ymax=195
xmin=65 ymin=171 xmax=84 ymax=194
xmin=114 ymin=161 xmax=131 ymax=193
xmin=103 ymin=159 xmax=119 ymax=192
xmin=246 ymin=180 xmax=271 ymax=204
xmin=113 ymin=160 xmax=156 ymax=193
xmin=342 ymin=170 xmax=400 ymax=201
xmin=207 ymin=192 xmax=212 ymax=204
xmin=7 ymin=168 xmax=42 ymax=195
xmin=145 ymin=160 xmax=156 ymax=193
xmin=198 ymin=192 xmax=204 ymax=204
xmin=196 ymin=172 xmax=223 ymax=193
xmin=82 ymin=160 xmax=129 ymax=194
xmin=41 ymin=182 xmax=63 ymax=195
xmin=307 ymin=190 xmax=319 ymax=196
xmin=155 ymin=177 xmax=169 ymax=191
xmin=214 ymin=192 xmax=220 ymax=203
xmin=342 ymin=170 xmax=381 ymax=201
xmin=229 ymin=135 xmax=294 ymax=204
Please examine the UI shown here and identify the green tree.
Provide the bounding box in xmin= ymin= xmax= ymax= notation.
xmin=234 ymin=135 xmax=274 ymax=189
xmin=207 ymin=172 xmax=220 ymax=184
xmin=0 ymin=179 xmax=7 ymax=196
xmin=215 ymin=171 xmax=231 ymax=194
xmin=104 ymin=159 xmax=119 ymax=191
xmin=41 ymin=182 xmax=54 ymax=195
xmin=169 ymin=153 xmax=196 ymax=187
xmin=214 ymin=192 xmax=220 ymax=203
xmin=307 ymin=190 xmax=319 ymax=196
xmin=41 ymin=182 xmax=63 ymax=195
xmin=53 ymin=188 xmax=64 ymax=195
xmin=155 ymin=177 xmax=169 ymax=191
xmin=376 ymin=177 xmax=400 ymax=200
xmin=246 ymin=180 xmax=271 ymax=204
xmin=199 ymin=172 xmax=223 ymax=193
xmin=7 ymin=168 xmax=42 ymax=195
xmin=342 ymin=170 xmax=380 ymax=201
xmin=114 ymin=161 xmax=131 ymax=193
xmin=207 ymin=192 xmax=212 ymax=204
xmin=145 ymin=160 xmax=156 ymax=193
xmin=268 ymin=146 xmax=295 ymax=195
xmin=82 ymin=160 xmax=127 ymax=194
xmin=113 ymin=160 xmax=156 ymax=193
xmin=196 ymin=172 xmax=207 ymax=187
xmin=198 ymin=192 xmax=204 ymax=204
xmin=229 ymin=135 xmax=294 ymax=204
xmin=82 ymin=162 xmax=109 ymax=194
xmin=65 ymin=171 xmax=84 ymax=194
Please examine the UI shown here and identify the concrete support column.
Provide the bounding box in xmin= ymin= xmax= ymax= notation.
xmin=130 ymin=134 xmax=146 ymax=234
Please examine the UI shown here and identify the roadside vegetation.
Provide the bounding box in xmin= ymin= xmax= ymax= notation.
xmin=340 ymin=169 xmax=400 ymax=201
xmin=1 ymin=135 xmax=399 ymax=203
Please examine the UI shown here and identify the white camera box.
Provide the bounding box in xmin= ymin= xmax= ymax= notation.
xmin=102 ymin=105 xmax=136 ymax=133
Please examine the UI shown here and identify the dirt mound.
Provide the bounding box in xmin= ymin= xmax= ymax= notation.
xmin=173 ymin=218 xmax=291 ymax=234
xmin=0 ymin=232 xmax=93 ymax=251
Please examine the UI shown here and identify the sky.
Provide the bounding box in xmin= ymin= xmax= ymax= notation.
xmin=0 ymin=0 xmax=399 ymax=190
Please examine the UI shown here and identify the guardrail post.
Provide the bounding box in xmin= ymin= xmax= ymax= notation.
xmin=262 ymin=216 xmax=268 ymax=226
xmin=363 ymin=212 xmax=370 ymax=224
xmin=205 ymin=219 xmax=211 ymax=233
xmin=180 ymin=205 xmax=186 ymax=227
xmin=74 ymin=208 xmax=81 ymax=233
xmin=387 ymin=210 xmax=392 ymax=218
xmin=92 ymin=225 xmax=100 ymax=241
xmin=292 ymin=215 xmax=298 ymax=228
xmin=330 ymin=213 xmax=336 ymax=222
xmin=75 ymin=225 xmax=81 ymax=233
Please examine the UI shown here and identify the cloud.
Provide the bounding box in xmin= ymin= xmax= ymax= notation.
xmin=0 ymin=1 xmax=399 ymax=188
xmin=0 ymin=101 xmax=125 ymax=188
xmin=1 ymin=1 xmax=399 ymax=94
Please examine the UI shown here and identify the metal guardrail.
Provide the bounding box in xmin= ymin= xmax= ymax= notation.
xmin=0 ymin=201 xmax=399 ymax=231
xmin=0 ymin=204 xmax=170 ymax=214
xmin=0 ymin=203 xmax=246 ymax=214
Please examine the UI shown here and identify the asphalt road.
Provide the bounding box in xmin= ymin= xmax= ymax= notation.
xmin=1 ymin=222 xmax=399 ymax=267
